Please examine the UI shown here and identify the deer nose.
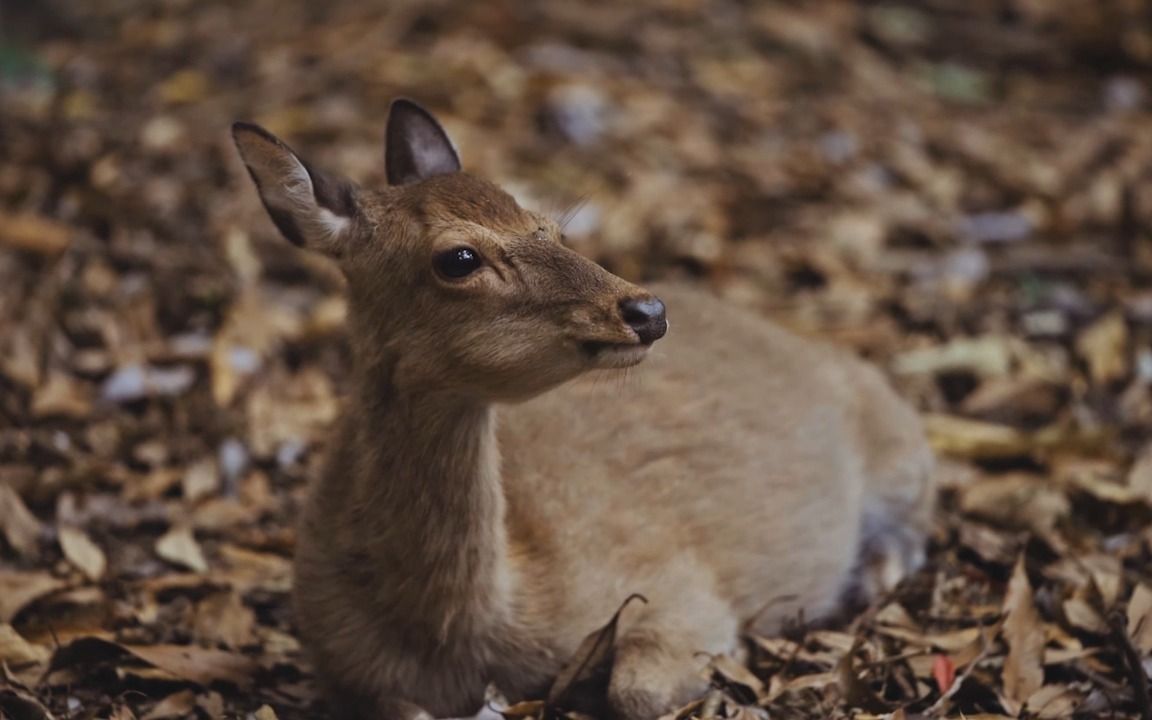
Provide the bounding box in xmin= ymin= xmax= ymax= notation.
xmin=619 ymin=296 xmax=668 ymax=344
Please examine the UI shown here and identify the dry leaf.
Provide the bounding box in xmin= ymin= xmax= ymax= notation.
xmin=141 ymin=690 xmax=197 ymax=720
xmin=959 ymin=474 xmax=1069 ymax=534
xmin=0 ymin=624 xmax=51 ymax=666
xmin=1063 ymin=597 xmax=1107 ymax=634
xmin=192 ymin=591 xmax=255 ymax=648
xmin=217 ymin=544 xmax=292 ymax=592
xmin=1076 ymin=311 xmax=1128 ymax=385
xmin=1126 ymin=584 xmax=1152 ymax=655
xmin=1025 ymin=683 xmax=1080 ymax=719
xmin=183 ymin=459 xmax=220 ymax=503
xmin=924 ymin=414 xmax=1034 ymax=460
xmin=1002 ymin=557 xmax=1045 ymax=709
xmin=0 ymin=570 xmax=67 ymax=623
xmin=892 ymin=336 xmax=1014 ymax=377
xmin=1126 ymin=445 xmax=1152 ymax=504
xmin=124 ymin=643 xmax=256 ymax=687
xmin=0 ymin=210 xmax=72 ymax=254
xmin=0 ymin=483 xmax=42 ymax=558
xmin=31 ymin=372 xmax=92 ymax=418
xmin=58 ymin=526 xmax=107 ymax=581
xmin=250 ymin=706 xmax=279 ymax=720
xmin=156 ymin=525 xmax=209 ymax=572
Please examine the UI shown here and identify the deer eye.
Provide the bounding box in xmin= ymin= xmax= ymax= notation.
xmin=434 ymin=247 xmax=483 ymax=279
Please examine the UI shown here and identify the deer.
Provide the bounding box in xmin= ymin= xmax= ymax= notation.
xmin=231 ymin=99 xmax=935 ymax=720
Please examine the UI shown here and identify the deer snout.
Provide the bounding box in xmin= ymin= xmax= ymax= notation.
xmin=619 ymin=296 xmax=668 ymax=344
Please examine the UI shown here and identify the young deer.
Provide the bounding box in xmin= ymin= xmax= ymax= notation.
xmin=232 ymin=100 xmax=934 ymax=720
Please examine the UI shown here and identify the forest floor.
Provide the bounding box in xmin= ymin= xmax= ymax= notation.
xmin=1 ymin=1 xmax=1152 ymax=718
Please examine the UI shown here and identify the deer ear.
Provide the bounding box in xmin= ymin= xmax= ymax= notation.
xmin=231 ymin=122 xmax=357 ymax=257
xmin=385 ymin=99 xmax=461 ymax=186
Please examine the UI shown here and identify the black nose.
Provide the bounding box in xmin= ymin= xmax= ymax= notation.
xmin=619 ymin=296 xmax=668 ymax=344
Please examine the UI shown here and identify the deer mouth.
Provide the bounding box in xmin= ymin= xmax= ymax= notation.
xmin=581 ymin=340 xmax=650 ymax=369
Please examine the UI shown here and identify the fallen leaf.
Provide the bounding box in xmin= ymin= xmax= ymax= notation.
xmin=182 ymin=459 xmax=220 ymax=503
xmin=31 ymin=372 xmax=92 ymax=419
xmin=0 ymin=570 xmax=67 ymax=622
xmin=1063 ymin=596 xmax=1108 ymax=634
xmin=192 ymin=591 xmax=255 ymax=648
xmin=0 ymin=623 xmax=51 ymax=666
xmin=0 ymin=483 xmax=42 ymax=558
xmin=0 ymin=210 xmax=72 ymax=254
xmin=892 ymin=336 xmax=1014 ymax=377
xmin=710 ymin=653 xmax=765 ymax=700
xmin=924 ymin=414 xmax=1034 ymax=460
xmin=124 ymin=643 xmax=256 ymax=687
xmin=58 ymin=526 xmax=107 ymax=581
xmin=1126 ymin=584 xmax=1152 ymax=655
xmin=959 ymin=474 xmax=1069 ymax=534
xmin=141 ymin=690 xmax=197 ymax=720
xmin=1025 ymin=683 xmax=1080 ymax=719
xmin=1002 ymin=557 xmax=1045 ymax=709
xmin=156 ymin=525 xmax=208 ymax=572
xmin=932 ymin=653 xmax=956 ymax=693
xmin=216 ymin=544 xmax=291 ymax=592
xmin=1076 ymin=311 xmax=1128 ymax=385
xmin=1127 ymin=444 xmax=1152 ymax=505
xmin=250 ymin=706 xmax=279 ymax=720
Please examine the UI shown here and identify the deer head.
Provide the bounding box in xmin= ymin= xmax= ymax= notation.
xmin=232 ymin=100 xmax=667 ymax=402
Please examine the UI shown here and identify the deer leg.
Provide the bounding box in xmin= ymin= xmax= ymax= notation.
xmin=607 ymin=587 xmax=737 ymax=720
xmin=852 ymin=366 xmax=936 ymax=602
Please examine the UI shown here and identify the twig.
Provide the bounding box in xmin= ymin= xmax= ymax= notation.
xmin=1107 ymin=609 xmax=1151 ymax=720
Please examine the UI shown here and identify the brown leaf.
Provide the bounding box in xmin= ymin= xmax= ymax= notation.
xmin=192 ymin=591 xmax=255 ymax=649
xmin=1002 ymin=557 xmax=1045 ymax=709
xmin=123 ymin=643 xmax=256 ymax=687
xmin=58 ymin=526 xmax=107 ymax=581
xmin=31 ymin=372 xmax=92 ymax=419
xmin=1126 ymin=584 xmax=1152 ymax=655
xmin=959 ymin=474 xmax=1069 ymax=535
xmin=0 ymin=623 xmax=51 ymax=666
xmin=141 ymin=690 xmax=197 ymax=720
xmin=1127 ymin=444 xmax=1152 ymax=505
xmin=0 ymin=210 xmax=72 ymax=254
xmin=182 ymin=459 xmax=220 ymax=503
xmin=1063 ymin=596 xmax=1108 ymax=634
xmin=216 ymin=544 xmax=292 ymax=593
xmin=0 ymin=483 xmax=42 ymax=558
xmin=924 ymin=414 xmax=1035 ymax=460
xmin=0 ymin=570 xmax=67 ymax=623
xmin=1076 ymin=311 xmax=1129 ymax=385
xmin=156 ymin=525 xmax=208 ymax=573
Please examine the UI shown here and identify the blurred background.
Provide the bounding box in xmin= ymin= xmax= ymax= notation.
xmin=1 ymin=1 xmax=1151 ymax=718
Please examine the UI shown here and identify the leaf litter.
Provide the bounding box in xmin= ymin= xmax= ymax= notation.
xmin=1 ymin=0 xmax=1151 ymax=718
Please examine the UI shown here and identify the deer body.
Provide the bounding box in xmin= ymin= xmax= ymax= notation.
xmin=233 ymin=101 xmax=933 ymax=720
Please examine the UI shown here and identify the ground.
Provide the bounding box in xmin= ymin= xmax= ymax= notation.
xmin=1 ymin=1 xmax=1151 ymax=718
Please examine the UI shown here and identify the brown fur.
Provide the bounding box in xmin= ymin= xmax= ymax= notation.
xmin=232 ymin=100 xmax=934 ymax=720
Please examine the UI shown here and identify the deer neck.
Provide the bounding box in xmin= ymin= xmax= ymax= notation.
xmin=341 ymin=357 xmax=512 ymax=639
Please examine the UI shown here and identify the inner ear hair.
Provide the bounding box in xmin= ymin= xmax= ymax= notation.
xmin=385 ymin=99 xmax=462 ymax=186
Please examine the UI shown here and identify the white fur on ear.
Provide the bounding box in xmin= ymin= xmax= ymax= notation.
xmin=232 ymin=122 xmax=357 ymax=255
xmin=282 ymin=156 xmax=351 ymax=243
